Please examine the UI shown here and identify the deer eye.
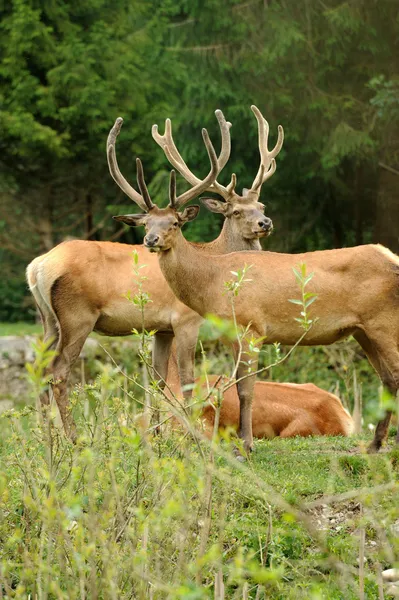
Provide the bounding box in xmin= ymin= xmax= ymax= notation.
xmin=173 ymin=221 xmax=179 ymax=227
xmin=233 ymin=210 xmax=240 ymax=217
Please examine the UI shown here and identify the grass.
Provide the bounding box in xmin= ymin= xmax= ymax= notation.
xmin=0 ymin=360 xmax=397 ymax=599
xmin=0 ymin=326 xmax=397 ymax=597
xmin=0 ymin=321 xmax=42 ymax=336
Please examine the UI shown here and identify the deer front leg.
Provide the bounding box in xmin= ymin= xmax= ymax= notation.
xmin=368 ymin=410 xmax=393 ymax=453
xmin=233 ymin=341 xmax=259 ymax=455
xmin=152 ymin=332 xmax=174 ymax=389
xmin=173 ymin=323 xmax=200 ymax=401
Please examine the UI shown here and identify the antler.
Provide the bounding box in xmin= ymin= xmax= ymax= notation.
xmin=152 ymin=110 xmax=236 ymax=200
xmin=249 ymin=105 xmax=284 ymax=195
xmin=108 ymin=118 xmax=220 ymax=212
xmin=172 ymin=128 xmax=220 ymax=208
xmin=107 ymin=117 xmax=154 ymax=212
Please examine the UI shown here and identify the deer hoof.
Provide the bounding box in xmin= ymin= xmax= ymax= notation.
xmin=235 ymin=454 xmax=247 ymax=463
xmin=367 ymin=443 xmax=381 ymax=454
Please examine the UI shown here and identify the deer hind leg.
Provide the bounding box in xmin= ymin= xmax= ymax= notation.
xmin=354 ymin=331 xmax=399 ymax=452
xmin=279 ymin=414 xmax=320 ymax=438
xmin=50 ymin=312 xmax=97 ymax=442
xmin=31 ymin=292 xmax=59 ymax=407
xmin=37 ymin=306 xmax=59 ymax=407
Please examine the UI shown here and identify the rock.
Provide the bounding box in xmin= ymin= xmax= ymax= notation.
xmin=383 ymin=569 xmax=399 ymax=583
xmin=0 ymin=335 xmax=102 ymax=404
xmin=386 ymin=583 xmax=399 ymax=597
xmin=0 ymin=336 xmax=36 ymax=368
xmin=0 ymin=400 xmax=14 ymax=414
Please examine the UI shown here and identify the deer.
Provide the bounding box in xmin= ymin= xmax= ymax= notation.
xmin=110 ymin=116 xmax=399 ymax=455
xmin=26 ymin=106 xmax=283 ymax=440
xmin=165 ymin=351 xmax=354 ymax=438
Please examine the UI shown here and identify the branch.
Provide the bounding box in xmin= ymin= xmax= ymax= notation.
xmin=166 ymin=44 xmax=231 ymax=53
xmin=379 ymin=162 xmax=399 ymax=177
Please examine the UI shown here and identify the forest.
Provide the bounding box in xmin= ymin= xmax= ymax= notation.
xmin=1 ymin=0 xmax=398 ymax=321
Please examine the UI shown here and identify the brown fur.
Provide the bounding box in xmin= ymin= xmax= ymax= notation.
xmin=26 ymin=202 xmax=268 ymax=439
xmin=140 ymin=215 xmax=399 ymax=453
xmin=202 ymin=380 xmax=353 ymax=438
xmin=165 ymin=350 xmax=353 ymax=438
xmin=111 ymin=114 xmax=398 ymax=454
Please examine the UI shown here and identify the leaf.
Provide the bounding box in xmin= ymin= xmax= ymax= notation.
xmin=305 ymin=296 xmax=318 ymax=308
xmin=292 ymin=267 xmax=302 ymax=281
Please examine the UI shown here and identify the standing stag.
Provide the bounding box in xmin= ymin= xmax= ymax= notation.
xmin=26 ymin=107 xmax=283 ymax=439
xmin=112 ymin=116 xmax=399 ymax=455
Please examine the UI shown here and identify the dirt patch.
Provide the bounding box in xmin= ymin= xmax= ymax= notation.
xmin=309 ymin=500 xmax=361 ymax=533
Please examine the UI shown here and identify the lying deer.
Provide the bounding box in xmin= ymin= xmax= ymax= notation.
xmin=26 ymin=107 xmax=283 ymax=439
xmin=111 ymin=116 xmax=399 ymax=455
xmin=166 ymin=350 xmax=354 ymax=438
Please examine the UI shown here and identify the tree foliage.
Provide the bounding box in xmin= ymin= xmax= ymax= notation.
xmin=0 ymin=0 xmax=398 ymax=320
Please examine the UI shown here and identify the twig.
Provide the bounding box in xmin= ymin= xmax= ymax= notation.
xmin=379 ymin=162 xmax=399 ymax=177
xmin=359 ymin=507 xmax=365 ymax=600
xmin=304 ymin=481 xmax=397 ymax=509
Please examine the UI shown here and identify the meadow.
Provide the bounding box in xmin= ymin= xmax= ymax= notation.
xmin=0 ymin=324 xmax=398 ymax=599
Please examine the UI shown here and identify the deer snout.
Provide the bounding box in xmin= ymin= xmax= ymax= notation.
xmin=144 ymin=234 xmax=160 ymax=248
xmin=258 ymin=217 xmax=273 ymax=232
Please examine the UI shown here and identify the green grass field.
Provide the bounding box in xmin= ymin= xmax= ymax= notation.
xmin=0 ymin=326 xmax=397 ymax=597
xmin=0 ymin=378 xmax=397 ymax=598
xmin=0 ymin=321 xmax=41 ymax=336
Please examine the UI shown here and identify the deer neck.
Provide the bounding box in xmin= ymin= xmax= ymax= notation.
xmin=158 ymin=232 xmax=219 ymax=316
xmin=208 ymin=219 xmax=262 ymax=254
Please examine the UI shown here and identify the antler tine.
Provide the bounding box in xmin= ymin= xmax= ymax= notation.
xmin=250 ymin=105 xmax=284 ymax=193
xmin=225 ymin=173 xmax=237 ymax=194
xmin=136 ymin=158 xmax=155 ymax=211
xmin=214 ymin=109 xmax=232 ymax=171
xmin=175 ymin=128 xmax=220 ymax=208
xmin=152 ymin=111 xmax=233 ymax=199
xmin=169 ymin=170 xmax=177 ymax=208
xmin=107 ymin=118 xmax=150 ymax=213
xmin=152 ymin=119 xmax=199 ymax=186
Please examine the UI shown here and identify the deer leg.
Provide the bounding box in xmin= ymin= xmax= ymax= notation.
xmin=151 ymin=332 xmax=174 ymax=434
xmin=173 ymin=324 xmax=200 ymax=402
xmin=354 ymin=331 xmax=399 ymax=452
xmin=36 ymin=306 xmax=59 ymax=408
xmin=233 ymin=341 xmax=259 ymax=455
xmin=152 ymin=332 xmax=174 ymax=389
xmin=280 ymin=415 xmax=320 ymax=438
xmin=50 ymin=315 xmax=97 ymax=442
xmin=396 ymin=390 xmax=399 ymax=445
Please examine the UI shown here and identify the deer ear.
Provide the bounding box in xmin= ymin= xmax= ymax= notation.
xmin=200 ymin=197 xmax=228 ymax=214
xmin=113 ymin=214 xmax=147 ymax=227
xmin=179 ymin=205 xmax=200 ymax=223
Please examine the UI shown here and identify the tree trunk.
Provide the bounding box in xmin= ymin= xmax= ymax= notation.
xmin=374 ymin=168 xmax=399 ymax=254
xmin=37 ymin=216 xmax=54 ymax=252
xmin=86 ymin=193 xmax=94 ymax=240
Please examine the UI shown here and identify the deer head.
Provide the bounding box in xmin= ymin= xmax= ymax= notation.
xmin=152 ymin=106 xmax=284 ymax=240
xmin=108 ymin=118 xmax=219 ymax=252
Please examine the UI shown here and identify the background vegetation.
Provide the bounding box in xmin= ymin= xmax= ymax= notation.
xmin=1 ymin=0 xmax=398 ymax=321
xmin=0 ymin=335 xmax=397 ymax=599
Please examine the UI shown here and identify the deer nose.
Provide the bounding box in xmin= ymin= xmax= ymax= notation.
xmin=144 ymin=234 xmax=159 ymax=247
xmin=258 ymin=218 xmax=273 ymax=231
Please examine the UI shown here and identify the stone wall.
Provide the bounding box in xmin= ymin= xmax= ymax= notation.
xmin=0 ymin=336 xmax=101 ymax=410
